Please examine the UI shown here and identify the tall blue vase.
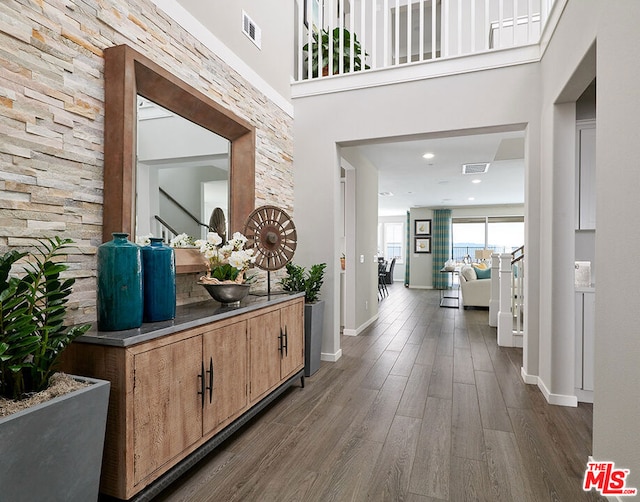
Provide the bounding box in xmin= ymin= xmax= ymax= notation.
xmin=142 ymin=237 xmax=176 ymax=322
xmin=97 ymin=233 xmax=143 ymax=331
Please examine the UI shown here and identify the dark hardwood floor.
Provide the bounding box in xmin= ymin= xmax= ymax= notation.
xmin=155 ymin=286 xmax=603 ymax=501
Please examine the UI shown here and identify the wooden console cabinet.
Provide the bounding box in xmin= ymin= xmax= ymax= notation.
xmin=249 ymin=300 xmax=304 ymax=403
xmin=62 ymin=294 xmax=304 ymax=500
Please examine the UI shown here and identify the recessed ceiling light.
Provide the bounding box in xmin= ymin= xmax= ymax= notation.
xmin=468 ymin=197 xmax=475 ymax=201
xmin=472 ymin=179 xmax=482 ymax=184
xmin=422 ymin=153 xmax=435 ymax=159
xmin=378 ymin=191 xmax=394 ymax=197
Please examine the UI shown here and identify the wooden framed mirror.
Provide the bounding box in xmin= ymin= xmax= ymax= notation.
xmin=102 ymin=44 xmax=255 ymax=250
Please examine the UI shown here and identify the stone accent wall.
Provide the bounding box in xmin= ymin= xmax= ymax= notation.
xmin=0 ymin=0 xmax=294 ymax=324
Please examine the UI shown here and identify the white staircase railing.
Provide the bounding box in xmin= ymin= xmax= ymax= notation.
xmin=496 ymin=246 xmax=524 ymax=347
xmin=511 ymin=245 xmax=525 ymax=339
xmin=153 ymin=216 xmax=177 ymax=244
xmin=489 ymin=253 xmax=500 ymax=327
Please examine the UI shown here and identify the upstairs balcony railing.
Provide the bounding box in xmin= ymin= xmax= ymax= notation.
xmin=296 ymin=0 xmax=556 ymax=82
xmin=451 ymin=245 xmax=518 ymax=263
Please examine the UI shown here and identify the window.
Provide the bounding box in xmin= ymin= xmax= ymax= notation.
xmin=380 ymin=222 xmax=404 ymax=263
xmin=452 ymin=219 xmax=485 ymax=262
xmin=488 ymin=218 xmax=524 ymax=253
xmin=452 ymin=216 xmax=524 ymax=260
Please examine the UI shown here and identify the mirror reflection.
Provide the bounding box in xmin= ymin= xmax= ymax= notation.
xmin=136 ymin=96 xmax=230 ymax=242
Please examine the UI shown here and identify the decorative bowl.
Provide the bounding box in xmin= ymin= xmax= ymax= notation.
xmin=198 ymin=282 xmax=251 ymax=306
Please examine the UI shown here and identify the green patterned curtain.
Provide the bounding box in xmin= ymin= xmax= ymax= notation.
xmin=432 ymin=209 xmax=452 ymax=289
xmin=404 ymin=211 xmax=410 ymax=286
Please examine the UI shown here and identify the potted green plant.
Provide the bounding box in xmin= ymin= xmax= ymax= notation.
xmin=280 ymin=262 xmax=326 ymax=376
xmin=303 ymin=27 xmax=370 ymax=78
xmin=0 ymin=237 xmax=110 ymax=501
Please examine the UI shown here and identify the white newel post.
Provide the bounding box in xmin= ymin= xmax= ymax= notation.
xmin=497 ymin=253 xmax=513 ymax=346
xmin=489 ymin=253 xmax=500 ymax=327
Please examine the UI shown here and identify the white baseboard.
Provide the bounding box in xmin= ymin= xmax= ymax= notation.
xmin=513 ymin=331 xmax=523 ymax=348
xmin=342 ymin=313 xmax=379 ymax=337
xmin=321 ymin=348 xmax=342 ymax=362
xmin=521 ymin=367 xmax=539 ymax=385
xmin=538 ymin=378 xmax=578 ymax=407
xmin=521 ymin=369 xmax=579 ymax=407
xmin=497 ymin=326 xmax=523 ymax=347
xmin=575 ymin=388 xmax=594 ymax=404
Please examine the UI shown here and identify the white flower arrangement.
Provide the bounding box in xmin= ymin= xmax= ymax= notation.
xmin=135 ymin=234 xmax=153 ymax=246
xmin=169 ymin=233 xmax=197 ymax=248
xmin=195 ymin=232 xmax=256 ymax=284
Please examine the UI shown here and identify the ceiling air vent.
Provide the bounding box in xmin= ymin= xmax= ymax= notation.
xmin=242 ymin=11 xmax=262 ymax=49
xmin=462 ymin=162 xmax=490 ymax=175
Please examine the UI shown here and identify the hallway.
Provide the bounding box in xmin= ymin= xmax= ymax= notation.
xmin=157 ymin=286 xmax=602 ymax=501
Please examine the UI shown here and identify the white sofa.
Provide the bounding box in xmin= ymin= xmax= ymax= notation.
xmin=459 ymin=265 xmax=491 ymax=308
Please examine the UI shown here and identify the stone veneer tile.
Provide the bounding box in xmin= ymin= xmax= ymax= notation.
xmin=0 ymin=0 xmax=294 ymax=324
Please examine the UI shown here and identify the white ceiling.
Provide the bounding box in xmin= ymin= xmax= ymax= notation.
xmin=347 ymin=130 xmax=526 ymax=216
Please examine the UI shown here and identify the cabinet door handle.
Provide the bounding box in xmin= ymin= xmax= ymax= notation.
xmin=197 ymin=360 xmax=205 ymax=408
xmin=207 ymin=357 xmax=214 ymax=403
xmin=283 ymin=326 xmax=288 ymax=356
xmin=278 ymin=328 xmax=284 ymax=355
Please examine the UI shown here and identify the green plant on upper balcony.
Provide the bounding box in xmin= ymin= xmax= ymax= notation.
xmin=303 ymin=27 xmax=370 ymax=78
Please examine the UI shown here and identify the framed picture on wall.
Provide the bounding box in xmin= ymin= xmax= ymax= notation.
xmin=415 ymin=237 xmax=431 ymax=253
xmin=414 ymin=219 xmax=431 ymax=236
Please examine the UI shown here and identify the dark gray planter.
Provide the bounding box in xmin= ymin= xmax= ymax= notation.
xmin=304 ymin=300 xmax=325 ymax=377
xmin=0 ymin=375 xmax=110 ymax=502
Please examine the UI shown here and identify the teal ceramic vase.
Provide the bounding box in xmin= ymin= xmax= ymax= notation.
xmin=97 ymin=232 xmax=143 ymax=331
xmin=142 ymin=237 xmax=176 ymax=322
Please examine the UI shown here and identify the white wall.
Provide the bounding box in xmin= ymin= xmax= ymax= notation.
xmin=534 ymin=0 xmax=599 ymax=408
xmin=293 ymin=60 xmax=541 ymax=367
xmin=137 ymin=113 xmax=229 ymax=162
xmin=341 ymin=148 xmax=380 ymax=335
xmin=292 ymin=131 xmax=341 ymax=359
xmin=592 ymin=1 xmax=640 ymax=487
xmin=159 ymin=166 xmax=219 ymax=237
xmin=537 ymin=0 xmax=640 ymax=485
xmin=295 ymin=8 xmax=640 ymax=488
xmin=452 ymin=204 xmax=524 ymax=218
xmin=175 ymin=0 xmax=294 ymax=100
xmin=408 ymin=207 xmax=435 ymax=288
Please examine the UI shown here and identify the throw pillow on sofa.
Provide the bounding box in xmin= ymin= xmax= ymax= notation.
xmin=475 ymin=267 xmax=491 ymax=280
xmin=460 ymin=266 xmax=477 ymax=281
